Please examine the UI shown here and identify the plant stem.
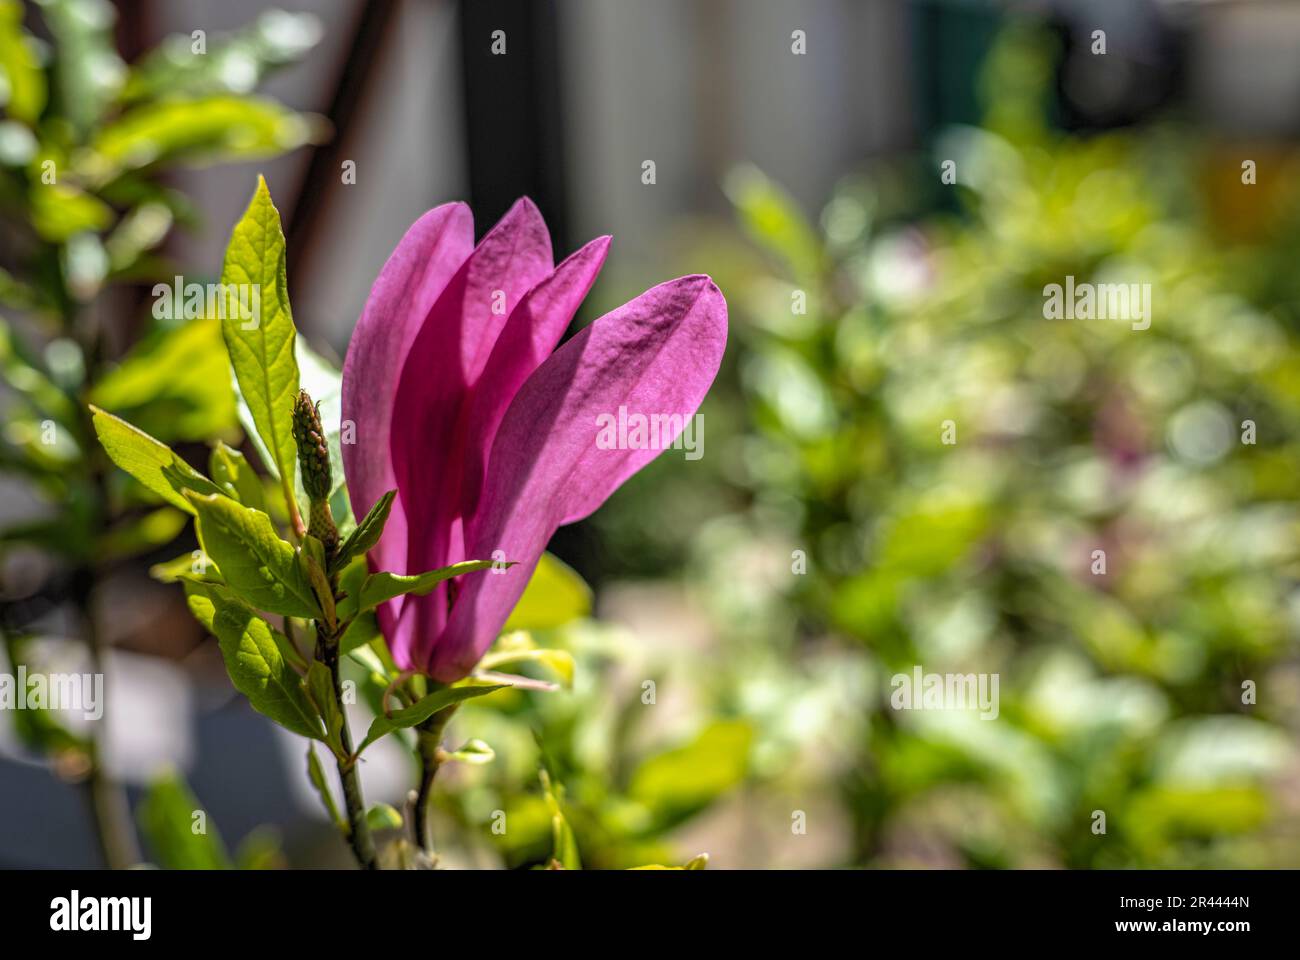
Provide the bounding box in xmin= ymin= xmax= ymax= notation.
xmin=318 ymin=629 xmax=377 ymax=869
xmin=68 ymin=296 xmax=140 ymax=869
xmin=83 ymin=749 xmax=139 ymax=869
xmin=73 ymin=573 xmax=142 ymax=869
xmin=413 ymin=705 xmax=458 ymax=856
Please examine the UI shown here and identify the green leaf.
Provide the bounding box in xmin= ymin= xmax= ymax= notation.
xmin=98 ymin=506 xmax=187 ymax=559
xmin=306 ymin=745 xmax=344 ymax=830
xmin=357 ymin=679 xmax=508 ymax=755
xmin=219 ymin=175 xmax=301 ymax=526
xmin=151 ymin=550 xmax=223 ymax=585
xmin=479 ymin=632 xmax=575 ymax=688
xmin=339 ymin=609 xmax=381 ymax=656
xmin=0 ymin=320 xmax=75 ymax=425
xmin=233 ymin=828 xmax=285 ymax=870
xmin=1 ymin=631 xmax=87 ymax=756
xmin=210 ymin=441 xmax=266 ymax=511
xmin=305 ymin=660 xmax=343 ymax=749
xmin=628 ymin=720 xmax=753 ymax=823
xmin=29 ymin=183 xmax=114 ymax=243
xmin=628 ymin=853 xmax=709 ymax=871
xmin=346 ymin=642 xmax=388 ymax=679
xmin=723 ymin=163 xmax=823 ymax=282
xmin=365 ymin=803 xmax=403 ymax=832
xmin=298 ymin=535 xmax=335 ymax=628
xmin=92 ymin=319 xmax=239 ymax=444
xmin=85 ymin=95 xmax=316 ymax=183
xmin=184 ymin=582 xmax=321 ymax=739
xmin=540 ymin=768 xmax=581 ymax=871
xmin=503 ymin=552 xmax=591 ymax=632
xmin=137 ymin=770 xmax=231 ymax=870
xmin=184 ymin=578 xmax=306 ymax=672
xmin=333 ymin=553 xmax=368 ymax=621
xmin=446 ymin=739 xmax=495 ymax=765
xmin=355 ymin=560 xmax=502 ymax=615
xmin=184 ymin=572 xmax=308 ymax=676
xmin=331 ymin=490 xmax=394 ymax=574
xmin=90 ymin=404 xmax=224 ymax=514
xmin=0 ymin=1 xmax=47 ymax=125
xmin=105 ymin=200 xmax=173 ymax=274
xmin=186 ymin=492 xmax=320 ymax=619
xmin=37 ymin=0 xmax=126 ymax=137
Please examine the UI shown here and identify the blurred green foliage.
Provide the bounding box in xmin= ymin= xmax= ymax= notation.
xmin=5 ymin=9 xmax=1296 ymax=872
xmin=0 ymin=0 xmax=322 ymax=571
xmin=0 ymin=0 xmax=321 ymax=866
xmin=565 ymin=22 xmax=1300 ymax=868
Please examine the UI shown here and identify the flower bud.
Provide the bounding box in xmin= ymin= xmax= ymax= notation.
xmin=292 ymin=389 xmax=339 ymax=555
xmin=292 ymin=389 xmax=332 ymax=502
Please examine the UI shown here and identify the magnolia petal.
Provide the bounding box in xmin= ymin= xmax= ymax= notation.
xmin=387 ymin=198 xmax=553 ymax=669
xmin=392 ymin=238 xmax=606 ymax=672
xmin=426 ymin=275 xmax=728 ymax=680
xmin=341 ymin=203 xmax=473 ymax=634
xmin=460 ymin=235 xmax=610 ymax=519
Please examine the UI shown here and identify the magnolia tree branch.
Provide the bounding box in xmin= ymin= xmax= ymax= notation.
xmin=73 ymin=309 xmax=141 ymax=870
xmin=295 ymin=389 xmax=377 ymax=869
xmin=76 ymin=586 xmax=141 ymax=870
xmin=318 ymin=627 xmax=377 ymax=870
xmin=414 ymin=704 xmax=459 ymax=857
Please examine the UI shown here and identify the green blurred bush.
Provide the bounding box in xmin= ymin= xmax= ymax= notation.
xmin=570 ymin=22 xmax=1300 ymax=868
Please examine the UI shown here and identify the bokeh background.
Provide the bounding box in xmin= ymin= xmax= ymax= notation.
xmin=3 ymin=0 xmax=1300 ymax=868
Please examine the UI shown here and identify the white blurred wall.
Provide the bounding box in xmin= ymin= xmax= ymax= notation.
xmin=559 ymin=0 xmax=914 ymax=265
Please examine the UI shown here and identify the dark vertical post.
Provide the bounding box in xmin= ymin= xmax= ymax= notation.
xmin=286 ymin=0 xmax=398 ymax=293
xmin=457 ymin=0 xmax=568 ymax=249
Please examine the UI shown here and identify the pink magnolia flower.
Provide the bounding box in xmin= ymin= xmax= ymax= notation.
xmin=341 ymin=199 xmax=727 ymax=681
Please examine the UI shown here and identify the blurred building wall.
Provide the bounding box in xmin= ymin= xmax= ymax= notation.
xmin=559 ymin=0 xmax=914 ymax=269
xmin=161 ymin=0 xmax=468 ymax=354
xmin=143 ymin=1 xmax=918 ymax=349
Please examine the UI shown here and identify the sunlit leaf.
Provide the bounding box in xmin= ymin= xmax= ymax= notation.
xmin=184 ymin=581 xmax=321 ymax=739
xmin=0 ymin=0 xmax=47 ymax=124
xmin=629 ymin=720 xmax=752 ymax=823
xmin=355 ymin=560 xmax=501 ymax=616
xmin=540 ymin=768 xmax=581 ymax=871
xmin=503 ymin=552 xmax=591 ymax=632
xmin=92 ymin=319 xmax=239 ymax=443
xmin=356 ymin=679 xmax=508 ymax=755
xmin=86 ymin=96 xmax=317 ymax=182
xmin=137 ymin=770 xmax=230 ymax=870
xmin=90 ymin=404 xmax=224 ymax=514
xmin=185 ymin=491 xmax=320 ymax=619
xmin=723 ymin=163 xmax=822 ymax=282
xmin=209 ymin=441 xmax=266 ymax=511
xmin=365 ymin=803 xmax=403 ymax=832
xmin=218 ymin=176 xmax=300 ymax=525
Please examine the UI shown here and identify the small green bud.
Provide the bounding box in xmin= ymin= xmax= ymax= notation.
xmin=292 ymin=389 xmax=332 ymax=502
xmin=292 ymin=389 xmax=338 ymax=556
